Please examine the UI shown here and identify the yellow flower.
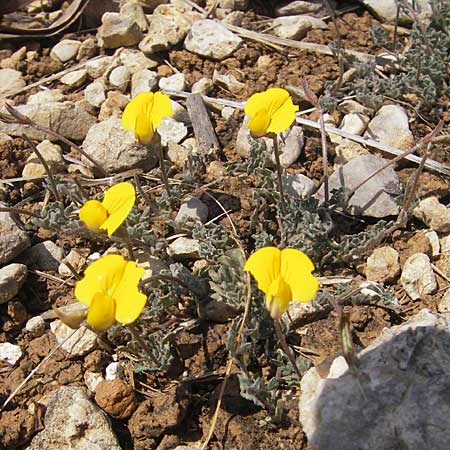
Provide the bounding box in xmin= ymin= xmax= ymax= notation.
xmin=121 ymin=91 xmax=172 ymax=145
xmin=244 ymin=247 xmax=318 ymax=320
xmin=75 ymin=254 xmax=146 ymax=331
xmin=244 ymin=87 xmax=299 ymax=138
xmin=79 ymin=182 xmax=135 ymax=236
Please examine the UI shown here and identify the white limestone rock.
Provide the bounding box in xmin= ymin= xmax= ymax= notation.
xmin=401 ymin=253 xmax=437 ymax=300
xmin=184 ymin=19 xmax=242 ymax=60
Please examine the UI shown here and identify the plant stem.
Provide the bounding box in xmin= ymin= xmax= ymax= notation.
xmin=157 ymin=145 xmax=171 ymax=197
xmin=273 ymin=318 xmax=302 ymax=380
xmin=271 ymin=133 xmax=286 ymax=214
xmin=317 ymin=111 xmax=329 ymax=203
xmin=118 ymin=226 xmax=135 ymax=260
xmin=128 ymin=323 xmax=160 ymax=367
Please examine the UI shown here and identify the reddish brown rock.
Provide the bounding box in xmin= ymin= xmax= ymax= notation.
xmin=95 ymin=379 xmax=137 ymax=419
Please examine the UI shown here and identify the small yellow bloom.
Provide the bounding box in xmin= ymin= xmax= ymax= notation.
xmin=244 ymin=87 xmax=299 ymax=138
xmin=244 ymin=247 xmax=318 ymax=320
xmin=75 ymin=254 xmax=146 ymax=331
xmin=79 ymin=182 xmax=135 ymax=236
xmin=122 ymin=91 xmax=172 ymax=145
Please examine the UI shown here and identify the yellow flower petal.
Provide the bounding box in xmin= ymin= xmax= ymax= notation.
xmin=280 ymin=248 xmax=318 ymax=302
xmin=121 ymin=91 xmax=172 ymax=145
xmin=113 ymin=261 xmax=146 ymax=325
xmin=79 ymin=200 xmax=108 ymax=232
xmin=244 ymin=88 xmax=298 ymax=136
xmin=265 ymin=275 xmax=292 ymax=319
xmin=267 ymin=95 xmax=298 ymax=134
xmin=74 ymin=254 xmax=127 ymax=306
xmin=100 ymin=182 xmax=135 ymax=236
xmin=244 ymin=247 xmax=281 ymax=294
xmin=248 ymin=110 xmax=271 ymax=138
xmin=86 ymin=292 xmax=116 ymax=331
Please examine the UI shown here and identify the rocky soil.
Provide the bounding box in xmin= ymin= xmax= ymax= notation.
xmin=0 ymin=1 xmax=449 ymax=449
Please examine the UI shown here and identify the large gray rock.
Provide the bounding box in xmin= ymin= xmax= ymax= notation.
xmin=28 ymin=386 xmax=121 ymax=450
xmin=0 ymin=206 xmax=30 ymax=265
xmin=300 ymin=308 xmax=450 ymax=450
xmin=317 ymin=154 xmax=402 ymax=218
xmin=21 ymin=241 xmax=63 ymax=271
xmin=364 ymin=104 xmax=414 ymax=150
xmin=50 ymin=39 xmax=81 ymax=63
xmin=0 ymin=102 xmax=96 ymax=141
xmin=362 ymin=0 xmax=432 ymax=24
xmin=50 ymin=320 xmax=97 ymax=357
xmin=82 ymin=117 xmax=159 ymax=173
xmin=184 ymin=19 xmax=242 ymax=60
xmin=139 ymin=4 xmax=199 ymax=54
xmin=0 ymin=263 xmax=27 ymax=304
xmin=275 ymin=0 xmax=325 ymax=16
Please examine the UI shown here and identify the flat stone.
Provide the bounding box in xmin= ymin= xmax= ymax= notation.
xmin=98 ymin=12 xmax=144 ymax=48
xmin=0 ymin=68 xmax=26 ymax=97
xmin=25 ymin=316 xmax=46 ymax=337
xmin=317 ymin=154 xmax=402 ymax=218
xmin=0 ymin=206 xmax=30 ymax=265
xmin=27 ymin=89 xmax=64 ymax=105
xmin=159 ymin=73 xmax=186 ymax=92
xmin=300 ymin=308 xmax=450 ymax=450
xmin=340 ymin=113 xmax=369 ymax=136
xmin=0 ymin=263 xmax=27 ymax=304
xmin=23 ymin=140 xmax=65 ymax=178
xmin=157 ymin=117 xmax=188 ymax=146
xmin=0 ymin=101 xmax=96 ymax=141
xmin=191 ymin=77 xmax=213 ymax=95
xmin=76 ymin=37 xmax=97 ymax=60
xmin=60 ymin=69 xmax=88 ymax=88
xmin=50 ymin=39 xmax=81 ymax=63
xmin=168 ymin=237 xmax=200 ymax=259
xmin=118 ymin=49 xmax=158 ymax=74
xmin=413 ymin=196 xmax=450 ymax=233
xmin=273 ymin=15 xmax=327 ymax=40
xmin=109 ymin=66 xmax=130 ymax=92
xmin=216 ymin=0 xmax=248 ymax=9
xmin=131 ymin=69 xmax=159 ymax=98
xmin=275 ymin=0 xmax=325 ymax=16
xmin=284 ymin=173 xmax=316 ymax=199
xmin=84 ymin=80 xmax=106 ymax=108
xmin=82 ymin=117 xmax=159 ymax=173
xmin=84 ymin=370 xmax=105 ymax=393
xmin=21 ymin=241 xmax=63 ymax=271
xmin=0 ymin=342 xmax=22 ymax=366
xmin=365 ymin=246 xmax=400 ymax=283
xmin=334 ymin=139 xmax=369 ymax=166
xmin=85 ymin=56 xmax=114 ymax=78
xmin=339 ymin=99 xmax=373 ymax=116
xmin=213 ymin=70 xmax=245 ymax=94
xmin=401 ymin=252 xmax=437 ymax=300
xmin=50 ymin=320 xmax=98 ymax=357
xmin=184 ymin=19 xmax=242 ymax=61
xmin=276 ymin=125 xmax=304 ymax=168
xmin=139 ymin=4 xmax=199 ymax=54
xmin=28 ymin=386 xmax=121 ymax=450
xmin=423 ymin=230 xmax=440 ymax=258
xmin=175 ymin=197 xmax=209 ymax=223
xmin=362 ymin=0 xmax=432 ymax=24
xmin=364 ymin=104 xmax=414 ymax=150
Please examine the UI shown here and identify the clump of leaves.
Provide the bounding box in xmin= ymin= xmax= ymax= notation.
xmin=352 ymin=1 xmax=449 ymax=116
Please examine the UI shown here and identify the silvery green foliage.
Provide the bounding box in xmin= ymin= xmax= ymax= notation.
xmin=145 ymin=272 xmax=182 ymax=318
xmin=192 ymin=222 xmax=233 ymax=260
xmin=126 ymin=205 xmax=156 ymax=247
xmin=29 ymin=201 xmax=77 ymax=231
xmin=352 ymin=2 xmax=449 ymax=116
xmin=208 ymin=249 xmax=246 ymax=308
xmin=170 ymin=262 xmax=209 ymax=298
xmin=226 ymin=138 xmax=270 ymax=175
xmin=129 ymin=331 xmax=174 ymax=372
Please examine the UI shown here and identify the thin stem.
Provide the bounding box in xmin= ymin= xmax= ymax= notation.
xmin=22 ymin=134 xmax=61 ymax=202
xmin=317 ymin=111 xmax=329 ymax=203
xmin=118 ymin=226 xmax=135 ymax=260
xmin=273 ymin=318 xmax=302 ymax=380
xmin=157 ymin=145 xmax=171 ymax=197
xmin=0 ymin=206 xmax=40 ymax=218
xmin=128 ymin=323 xmax=159 ymax=367
xmin=271 ymin=133 xmax=286 ymax=214
xmin=4 ymin=104 xmax=108 ymax=177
